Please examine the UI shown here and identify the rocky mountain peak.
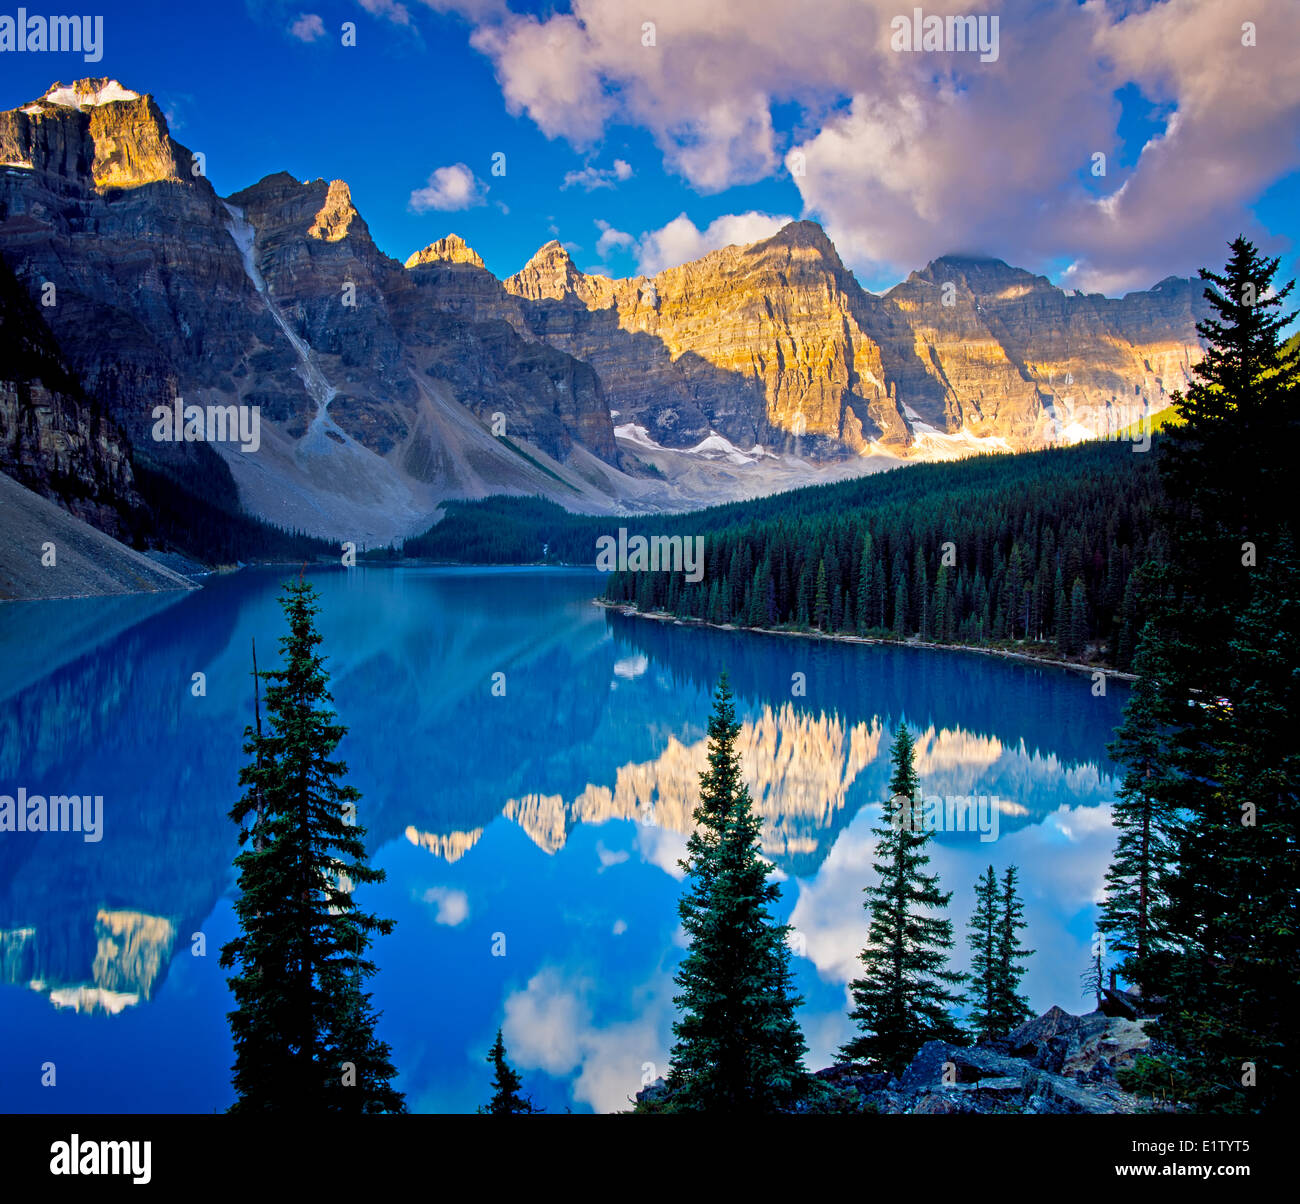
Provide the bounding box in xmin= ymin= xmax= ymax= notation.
xmin=308 ymin=179 xmax=359 ymax=243
xmin=761 ymin=219 xmax=837 ymax=254
xmin=910 ymin=255 xmax=1047 ymax=295
xmin=0 ymin=78 xmax=196 ymax=192
xmin=36 ymin=79 xmax=141 ymax=109
xmin=404 ymin=233 xmax=485 ymax=270
xmin=504 ymin=239 xmax=586 ymax=302
xmin=741 ymin=219 xmax=847 ymax=274
xmin=529 ymin=239 xmax=572 ymax=265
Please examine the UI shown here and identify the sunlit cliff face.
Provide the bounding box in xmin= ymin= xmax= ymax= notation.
xmin=3 ymin=909 xmax=176 ymax=1015
xmin=400 ymin=705 xmax=1107 ymax=870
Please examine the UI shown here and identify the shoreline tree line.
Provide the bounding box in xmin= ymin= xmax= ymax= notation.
xmin=218 ymin=239 xmax=1293 ymax=1115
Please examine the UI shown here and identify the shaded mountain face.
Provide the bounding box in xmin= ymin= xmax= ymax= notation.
xmin=0 ymin=79 xmax=1209 ymax=543
xmin=0 ymin=82 xmax=625 ymax=543
xmin=0 ymin=251 xmax=142 ymax=539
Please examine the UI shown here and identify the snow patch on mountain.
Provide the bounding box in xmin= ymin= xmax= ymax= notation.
xmin=42 ymin=81 xmax=139 ymax=108
xmin=615 ymin=424 xmax=778 ymax=466
xmin=901 ymin=405 xmax=1013 ymax=460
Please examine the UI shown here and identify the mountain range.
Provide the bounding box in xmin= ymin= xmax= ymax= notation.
xmin=0 ymin=79 xmax=1209 ymax=549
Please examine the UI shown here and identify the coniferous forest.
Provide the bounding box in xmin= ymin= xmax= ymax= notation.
xmin=411 ymin=436 xmax=1164 ymax=668
xmin=210 ymin=239 xmax=1296 ymax=1120
xmin=599 ymin=438 xmax=1161 ymax=667
xmin=4 ymin=4 xmax=1299 ymax=1182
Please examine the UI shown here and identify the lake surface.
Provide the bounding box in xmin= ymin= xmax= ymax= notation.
xmin=0 ymin=566 xmax=1127 ymax=1113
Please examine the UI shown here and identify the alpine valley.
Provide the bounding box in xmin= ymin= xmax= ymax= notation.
xmin=1 ymin=79 xmax=1208 ymax=564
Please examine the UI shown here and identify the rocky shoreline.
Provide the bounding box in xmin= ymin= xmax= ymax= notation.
xmin=595 ymin=599 xmax=1138 ymax=680
xmin=820 ymin=1005 xmax=1161 ymax=1115
xmin=637 ymin=1004 xmax=1168 ymax=1114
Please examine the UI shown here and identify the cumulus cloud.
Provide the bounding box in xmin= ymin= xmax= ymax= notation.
xmin=593 ymin=219 xmax=635 ymax=261
xmin=359 ymin=0 xmax=413 ymax=27
xmin=289 ymin=12 xmax=326 ymax=41
xmin=596 ymin=839 xmax=630 ymax=869
xmin=444 ymin=0 xmax=1300 ymax=292
xmin=409 ymin=163 xmax=487 ymax=212
xmin=634 ymin=822 xmax=688 ymax=880
xmin=420 ymin=886 xmax=469 ymax=925
xmin=503 ymin=965 xmax=675 ymax=1111
xmin=635 ymin=210 xmax=794 ymax=276
xmin=563 ymin=158 xmax=633 ymax=191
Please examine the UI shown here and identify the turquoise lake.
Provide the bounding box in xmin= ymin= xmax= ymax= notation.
xmin=0 ymin=566 xmax=1128 ymax=1113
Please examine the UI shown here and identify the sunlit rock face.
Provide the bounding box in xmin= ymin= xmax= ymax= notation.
xmin=474 ymin=222 xmax=1206 ymax=459
xmin=502 ymin=704 xmax=886 ymax=868
xmin=91 ymin=909 xmax=176 ymax=999
xmin=497 ymin=222 xmax=895 ymax=456
xmin=496 ymin=703 xmax=1118 ymax=875
xmin=1 ymin=910 xmax=176 ymax=1015
xmin=404 ymin=825 xmax=485 ymax=863
xmin=880 ymin=258 xmax=1206 ymax=447
xmin=405 ymin=234 xmax=484 ymax=270
xmin=0 ymin=80 xmax=187 ymax=191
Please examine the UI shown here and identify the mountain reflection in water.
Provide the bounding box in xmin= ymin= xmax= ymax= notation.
xmin=0 ymin=566 xmax=1125 ymax=1112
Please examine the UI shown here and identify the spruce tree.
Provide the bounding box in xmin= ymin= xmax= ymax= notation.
xmin=221 ymin=578 xmax=404 ymax=1113
xmin=1112 ymin=238 xmax=1300 ymax=1111
xmin=813 ymin=559 xmax=829 ymax=630
xmin=967 ymin=865 xmax=1033 ymax=1041
xmin=479 ymin=1029 xmax=539 ymax=1115
xmin=966 ymin=866 xmax=1001 ymax=1041
xmin=659 ymin=675 xmax=813 ymax=1112
xmin=992 ymin=865 xmax=1033 ymax=1034
xmin=1098 ymin=626 xmax=1177 ymax=992
xmin=841 ymin=723 xmax=965 ymax=1075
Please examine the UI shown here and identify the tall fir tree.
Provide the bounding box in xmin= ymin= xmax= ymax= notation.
xmin=479 ymin=1029 xmax=539 ymax=1115
xmin=813 ymin=559 xmax=830 ymax=630
xmin=992 ymin=865 xmax=1033 ymax=1034
xmin=658 ymin=675 xmax=813 ymax=1112
xmin=966 ymin=866 xmax=1002 ymax=1041
xmin=1098 ymin=625 xmax=1178 ymax=992
xmin=841 ymin=723 xmax=965 ymax=1074
xmin=1116 ymin=239 xmax=1300 ymax=1112
xmin=966 ymin=865 xmax=1033 ymax=1041
xmin=221 ymin=578 xmax=404 ymax=1113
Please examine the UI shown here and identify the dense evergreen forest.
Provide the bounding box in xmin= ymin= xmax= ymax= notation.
xmin=135 ymin=459 xmax=337 ymax=567
xmin=601 ymin=440 xmax=1163 ymax=668
xmin=408 ymin=439 xmax=1165 ymax=668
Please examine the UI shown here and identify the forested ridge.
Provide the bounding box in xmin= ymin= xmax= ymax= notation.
xmin=602 ymin=440 xmax=1164 ymax=668
xmin=409 ymin=439 xmax=1165 ymax=668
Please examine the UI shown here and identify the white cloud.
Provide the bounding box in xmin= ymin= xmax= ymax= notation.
xmin=289 ymin=12 xmax=325 ymax=42
xmin=563 ymin=158 xmax=633 ymax=191
xmin=596 ymin=840 xmax=630 ymax=869
xmin=409 ymin=163 xmax=487 ymax=212
xmin=502 ymin=967 xmax=590 ymax=1076
xmin=635 ymin=211 xmax=793 ymax=276
xmin=446 ymin=0 xmax=1300 ymax=292
xmin=634 ymin=822 xmax=688 ymax=880
xmin=502 ymin=965 xmax=675 ymax=1112
xmin=360 ymin=0 xmax=413 ymax=27
xmin=420 ymin=886 xmax=469 ymax=925
xmin=594 ymin=219 xmax=635 ymax=260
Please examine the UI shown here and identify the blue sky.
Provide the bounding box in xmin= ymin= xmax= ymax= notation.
xmin=1 ymin=0 xmax=1297 ymax=296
